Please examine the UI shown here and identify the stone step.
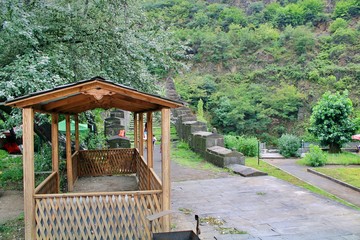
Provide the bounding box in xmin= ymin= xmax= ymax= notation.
xmin=227 ymin=164 xmax=268 ymax=177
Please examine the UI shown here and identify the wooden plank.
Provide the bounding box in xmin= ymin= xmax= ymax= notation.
xmin=66 ymin=115 xmax=73 ymax=192
xmin=147 ymin=112 xmax=153 ymax=168
xmin=161 ymin=108 xmax=171 ymax=231
xmin=42 ymin=94 xmax=90 ymax=111
xmin=7 ymin=81 xmax=102 ymax=108
xmin=23 ymin=108 xmax=36 ymax=240
xmin=75 ymin=114 xmax=79 ymax=151
xmin=134 ymin=113 xmax=138 ymax=149
xmin=51 ymin=113 xmax=60 ymax=192
xmin=146 ymin=210 xmax=175 ymax=222
xmin=34 ymin=190 xmax=162 ymax=198
xmin=139 ymin=114 xmax=144 ymax=157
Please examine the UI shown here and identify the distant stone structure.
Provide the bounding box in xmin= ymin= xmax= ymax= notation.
xmin=166 ymin=78 xmax=245 ymax=168
xmin=104 ymin=109 xmax=131 ymax=148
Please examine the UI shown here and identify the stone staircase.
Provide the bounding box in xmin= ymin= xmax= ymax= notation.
xmin=165 ymin=78 xmax=246 ymax=169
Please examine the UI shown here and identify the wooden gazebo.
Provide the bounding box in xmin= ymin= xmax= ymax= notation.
xmin=5 ymin=77 xmax=183 ymax=239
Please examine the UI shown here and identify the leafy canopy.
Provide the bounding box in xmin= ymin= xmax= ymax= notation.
xmin=309 ymin=90 xmax=356 ymax=153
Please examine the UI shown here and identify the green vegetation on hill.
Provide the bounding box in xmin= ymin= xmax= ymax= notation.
xmin=145 ymin=0 xmax=360 ymax=144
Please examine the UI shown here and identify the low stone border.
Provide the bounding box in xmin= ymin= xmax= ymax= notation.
xmin=307 ymin=168 xmax=360 ymax=193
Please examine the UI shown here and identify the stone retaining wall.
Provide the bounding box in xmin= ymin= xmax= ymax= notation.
xmin=166 ymin=78 xmax=245 ymax=167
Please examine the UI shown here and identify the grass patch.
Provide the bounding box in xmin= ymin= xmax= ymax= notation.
xmin=315 ymin=168 xmax=360 ymax=188
xmin=0 ymin=213 xmax=24 ymax=240
xmin=326 ymin=152 xmax=360 ymax=165
xmin=171 ymin=141 xmax=225 ymax=172
xmin=298 ymin=152 xmax=360 ymax=166
xmin=201 ymin=216 xmax=247 ymax=235
xmin=246 ymin=157 xmax=360 ymax=210
xmin=178 ymin=208 xmax=193 ymax=215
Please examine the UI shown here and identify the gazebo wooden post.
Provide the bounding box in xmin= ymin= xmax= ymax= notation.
xmin=147 ymin=112 xmax=153 ymax=168
xmin=23 ymin=108 xmax=36 ymax=239
xmin=75 ymin=114 xmax=79 ymax=152
xmin=51 ymin=113 xmax=60 ymax=192
xmin=133 ymin=113 xmax=138 ymax=149
xmin=65 ymin=114 xmax=74 ymax=192
xmin=139 ymin=113 xmax=144 ymax=156
xmin=161 ymin=108 xmax=171 ymax=231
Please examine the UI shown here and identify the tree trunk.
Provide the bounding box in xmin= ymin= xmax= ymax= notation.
xmin=329 ymin=142 xmax=341 ymax=153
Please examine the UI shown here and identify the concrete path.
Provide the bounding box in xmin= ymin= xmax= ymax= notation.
xmin=262 ymin=158 xmax=360 ymax=207
xmin=151 ymin=145 xmax=360 ymax=239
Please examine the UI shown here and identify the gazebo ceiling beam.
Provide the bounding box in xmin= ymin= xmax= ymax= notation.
xmin=41 ymin=94 xmax=90 ymax=111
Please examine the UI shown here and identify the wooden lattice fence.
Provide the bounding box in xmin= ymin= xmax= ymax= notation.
xmin=35 ymin=191 xmax=162 ymax=239
xmin=78 ymin=149 xmax=136 ymax=177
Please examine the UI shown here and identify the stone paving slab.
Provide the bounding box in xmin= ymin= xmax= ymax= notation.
xmin=262 ymin=158 xmax=360 ymax=207
xmin=171 ymin=176 xmax=360 ymax=240
xmin=228 ymin=164 xmax=268 ymax=177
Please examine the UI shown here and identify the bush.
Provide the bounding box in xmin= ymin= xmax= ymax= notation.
xmin=304 ymin=145 xmax=327 ymax=167
xmin=224 ymin=135 xmax=258 ymax=157
xmin=278 ymin=134 xmax=301 ymax=158
xmin=329 ymin=18 xmax=348 ymax=33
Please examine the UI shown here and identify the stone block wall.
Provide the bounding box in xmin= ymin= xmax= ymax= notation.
xmin=166 ymin=78 xmax=245 ymax=167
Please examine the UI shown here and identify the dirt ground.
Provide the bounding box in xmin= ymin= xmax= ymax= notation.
xmin=0 ymin=190 xmax=24 ymax=224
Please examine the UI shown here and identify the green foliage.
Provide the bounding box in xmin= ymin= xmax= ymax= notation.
xmin=309 ymin=90 xmax=356 ymax=153
xmin=333 ymin=0 xmax=360 ymax=19
xmin=224 ymin=135 xmax=258 ymax=157
xmin=197 ymin=98 xmax=205 ymax=122
xmin=85 ymin=132 xmax=107 ymax=150
xmin=278 ymin=134 xmax=301 ymax=157
xmin=329 ymin=18 xmax=348 ymax=33
xmin=0 ymin=0 xmax=182 ymax=127
xmin=331 ymin=27 xmax=357 ymax=44
xmin=0 ymin=155 xmax=23 ymax=190
xmin=280 ymin=25 xmax=315 ymax=55
xmin=304 ymin=144 xmax=327 ymax=167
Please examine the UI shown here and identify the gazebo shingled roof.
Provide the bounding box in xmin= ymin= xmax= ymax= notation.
xmin=5 ymin=76 xmax=184 ymax=113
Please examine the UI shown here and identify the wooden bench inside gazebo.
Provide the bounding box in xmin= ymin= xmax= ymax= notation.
xmin=5 ymin=77 xmax=183 ymax=239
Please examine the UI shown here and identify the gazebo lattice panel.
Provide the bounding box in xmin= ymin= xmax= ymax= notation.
xmin=35 ymin=191 xmax=162 ymax=239
xmin=78 ymin=148 xmax=136 ymax=177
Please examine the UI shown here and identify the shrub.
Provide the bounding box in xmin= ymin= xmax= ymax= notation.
xmin=278 ymin=134 xmax=301 ymax=158
xmin=329 ymin=18 xmax=348 ymax=33
xmin=304 ymin=145 xmax=327 ymax=167
xmin=224 ymin=135 xmax=258 ymax=157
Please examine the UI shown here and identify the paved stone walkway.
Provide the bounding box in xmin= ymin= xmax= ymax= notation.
xmin=151 ymin=145 xmax=360 ymax=239
xmin=262 ymin=158 xmax=360 ymax=207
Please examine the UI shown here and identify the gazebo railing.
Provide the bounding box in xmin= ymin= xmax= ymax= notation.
xmin=34 ymin=148 xmax=164 ymax=239
xmin=78 ymin=148 xmax=137 ymax=176
xmin=34 ymin=190 xmax=162 ymax=239
xmin=35 ymin=172 xmax=58 ymax=195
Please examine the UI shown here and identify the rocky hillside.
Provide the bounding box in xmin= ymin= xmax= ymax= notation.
xmin=145 ymin=0 xmax=360 ymax=144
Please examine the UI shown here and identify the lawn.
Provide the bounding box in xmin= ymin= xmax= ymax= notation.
xmin=314 ymin=168 xmax=360 ymax=188
xmin=246 ymin=157 xmax=360 ymax=210
xmin=297 ymin=152 xmax=360 ymax=166
xmin=326 ymin=152 xmax=360 ymax=165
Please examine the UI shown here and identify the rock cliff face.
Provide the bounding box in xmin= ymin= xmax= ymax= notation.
xmin=166 ymin=78 xmax=245 ymax=167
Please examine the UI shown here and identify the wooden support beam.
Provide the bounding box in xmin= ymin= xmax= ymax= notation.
xmin=75 ymin=114 xmax=79 ymax=151
xmin=147 ymin=112 xmax=153 ymax=168
xmin=134 ymin=113 xmax=138 ymax=149
xmin=65 ymin=115 xmax=73 ymax=192
xmin=23 ymin=108 xmax=36 ymax=239
xmin=139 ymin=113 xmax=144 ymax=157
xmin=51 ymin=113 xmax=60 ymax=192
xmin=161 ymin=108 xmax=171 ymax=231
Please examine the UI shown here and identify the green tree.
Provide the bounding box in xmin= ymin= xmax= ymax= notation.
xmin=309 ymin=91 xmax=356 ymax=153
xmin=0 ymin=0 xmax=181 ymax=127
